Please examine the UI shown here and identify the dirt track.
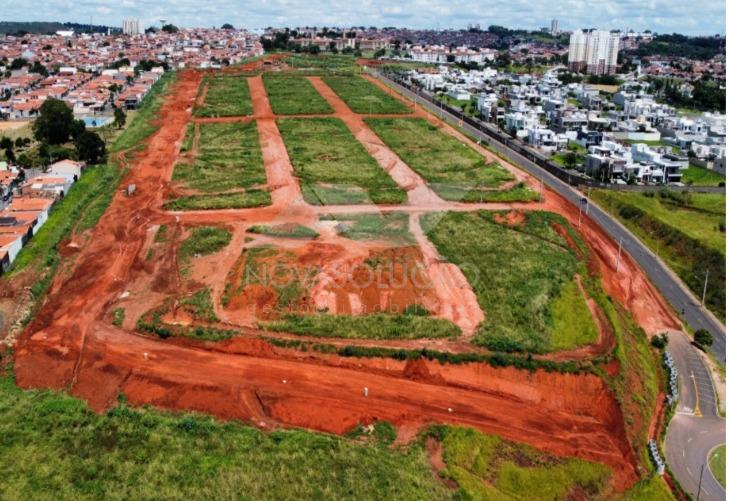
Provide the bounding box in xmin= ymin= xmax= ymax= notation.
xmin=12 ymin=59 xmax=682 ymax=491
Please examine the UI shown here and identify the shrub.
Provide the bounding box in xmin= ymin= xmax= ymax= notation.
xmin=694 ymin=329 xmax=713 ymax=349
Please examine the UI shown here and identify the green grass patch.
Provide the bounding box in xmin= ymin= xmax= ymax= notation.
xmin=681 ymin=165 xmax=725 ymax=186
xmin=423 ymin=210 xmax=599 ymax=353
xmin=195 ymin=75 xmax=252 ymax=117
xmin=321 ymin=212 xmax=414 ymax=244
xmin=179 ymin=226 xmax=231 ymax=259
xmin=591 ymin=190 xmax=725 ymax=318
xmin=111 ymin=307 xmax=125 ymax=327
xmin=172 ymin=121 xmax=266 ymax=193
xmin=277 ymin=118 xmax=405 ymax=205
xmin=261 ymin=312 xmax=460 ymax=340
xmin=248 ymin=224 xmax=319 ymax=239
xmin=709 ymin=444 xmax=726 ymax=488
xmin=263 ymin=74 xmax=333 ymax=115
xmin=0 ymin=370 xmax=447 ymax=499
xmin=154 ymin=224 xmax=168 ymax=243
xmin=323 ymin=76 xmax=410 ymax=114
xmin=548 ymin=279 xmax=599 ymax=351
xmin=623 ymin=475 xmax=675 ymax=500
xmin=286 ymin=53 xmax=360 ymax=72
xmin=164 ymin=190 xmax=271 ymax=211
xmin=179 ymin=288 xmax=218 ymax=323
xmin=366 ymin=118 xmax=522 ymax=202
xmin=432 ymin=426 xmax=611 ymax=500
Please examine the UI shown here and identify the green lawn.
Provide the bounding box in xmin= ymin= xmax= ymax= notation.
xmin=709 ymin=444 xmax=726 ymax=488
xmin=261 ymin=312 xmax=460 ymax=340
xmin=366 ymin=118 xmax=525 ymax=202
xmin=323 ymin=76 xmax=411 ymax=114
xmin=434 ymin=426 xmax=611 ymax=500
xmin=263 ymin=75 xmax=333 ymax=115
xmin=276 ymin=118 xmax=406 ymax=205
xmin=591 ymin=190 xmax=725 ymax=318
xmin=172 ymin=122 xmax=266 ymax=193
xmin=0 ymin=370 xmax=447 ymax=500
xmin=195 ymin=75 xmax=252 ymax=117
xmin=422 ymin=210 xmax=599 ymax=353
xmin=681 ymin=165 xmax=725 ymax=186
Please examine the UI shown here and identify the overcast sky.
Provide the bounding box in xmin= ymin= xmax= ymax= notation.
xmin=2 ymin=0 xmax=726 ymax=35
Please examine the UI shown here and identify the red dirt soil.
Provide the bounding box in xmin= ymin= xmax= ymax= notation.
xmin=11 ymin=59 xmax=682 ymax=494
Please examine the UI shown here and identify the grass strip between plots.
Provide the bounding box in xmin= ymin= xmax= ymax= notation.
xmin=366 ymin=117 xmax=530 ymax=202
xmin=261 ymin=312 xmax=460 ymax=340
xmin=277 ymin=117 xmax=405 ymax=205
xmin=263 ymin=75 xmax=333 ymax=115
xmin=195 ymin=75 xmax=252 ymax=117
xmin=323 ymin=76 xmax=411 ymax=114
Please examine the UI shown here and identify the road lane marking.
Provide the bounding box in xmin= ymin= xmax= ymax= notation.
xmin=691 ymin=371 xmax=703 ymax=417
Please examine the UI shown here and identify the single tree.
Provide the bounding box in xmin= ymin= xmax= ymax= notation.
xmin=75 ymin=131 xmax=106 ymax=164
xmin=564 ymin=151 xmax=578 ymax=169
xmin=33 ymin=98 xmax=74 ymax=145
xmin=114 ymin=107 xmax=127 ymax=129
xmin=70 ymin=119 xmax=87 ymax=141
xmin=221 ymin=23 xmax=234 ymax=30
xmin=694 ymin=329 xmax=713 ymax=350
xmin=0 ymin=136 xmax=12 ymax=150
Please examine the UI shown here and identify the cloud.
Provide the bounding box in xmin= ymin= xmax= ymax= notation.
xmin=2 ymin=0 xmax=725 ymax=34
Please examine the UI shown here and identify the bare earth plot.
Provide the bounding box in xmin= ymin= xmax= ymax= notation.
xmin=11 ymin=57 xmax=686 ymax=498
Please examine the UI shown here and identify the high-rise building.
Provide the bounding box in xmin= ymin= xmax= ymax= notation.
xmin=550 ymin=19 xmax=559 ymax=36
xmin=568 ymin=29 xmax=620 ymax=75
xmin=122 ymin=19 xmax=141 ymax=36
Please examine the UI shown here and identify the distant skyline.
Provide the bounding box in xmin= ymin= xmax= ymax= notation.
xmin=1 ymin=0 xmax=726 ymax=36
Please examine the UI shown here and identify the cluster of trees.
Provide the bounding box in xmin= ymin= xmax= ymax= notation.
xmin=652 ymin=76 xmax=726 ymax=112
xmin=26 ymin=99 xmax=107 ymax=165
xmin=0 ymin=136 xmax=31 ymax=163
xmin=634 ymin=34 xmax=725 ymax=61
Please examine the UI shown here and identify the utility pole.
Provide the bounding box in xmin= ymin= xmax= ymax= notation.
xmin=696 ymin=463 xmax=704 ymax=501
xmin=615 ymin=238 xmax=623 ymax=272
xmin=539 ymin=176 xmax=544 ymax=202
xmin=701 ymin=269 xmax=709 ymax=307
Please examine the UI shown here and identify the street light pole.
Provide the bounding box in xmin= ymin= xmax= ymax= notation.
xmin=701 ymin=269 xmax=709 ymax=307
xmin=697 ymin=463 xmax=705 ymax=501
xmin=616 ymin=238 xmax=623 ymax=272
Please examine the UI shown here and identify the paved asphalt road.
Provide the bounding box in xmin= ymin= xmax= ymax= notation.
xmin=371 ymin=71 xmax=726 ymax=365
xmin=665 ymin=331 xmax=725 ymax=501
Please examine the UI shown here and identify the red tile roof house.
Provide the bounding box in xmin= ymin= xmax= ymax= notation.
xmin=0 ymin=233 xmax=24 ymax=274
xmin=8 ymin=196 xmax=54 ymax=235
xmin=20 ymin=175 xmax=74 ymax=199
xmin=0 ymin=215 xmax=32 ymax=274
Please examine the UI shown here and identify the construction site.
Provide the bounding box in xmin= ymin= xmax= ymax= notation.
xmin=8 ymin=55 xmax=685 ymax=496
